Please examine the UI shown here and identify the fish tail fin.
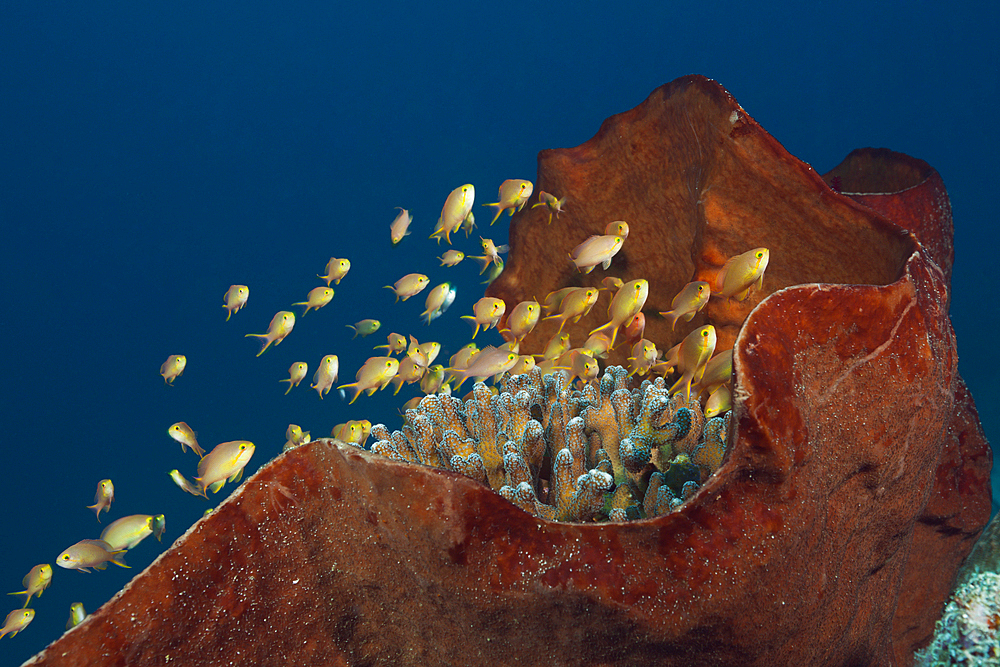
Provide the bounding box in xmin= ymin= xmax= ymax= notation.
xmin=483 ymin=202 xmax=504 ymax=225
xmin=111 ymin=550 xmax=129 ymax=569
xmin=345 ymin=325 xmax=358 ymax=339
xmin=470 ymin=256 xmax=491 ymax=274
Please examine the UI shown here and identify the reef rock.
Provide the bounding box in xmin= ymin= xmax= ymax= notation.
xmin=25 ymin=76 xmax=991 ymax=666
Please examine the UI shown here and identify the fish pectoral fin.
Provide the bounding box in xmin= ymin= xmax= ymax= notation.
xmin=228 ymin=468 xmax=244 ymax=484
xmin=209 ymin=480 xmax=226 ymax=494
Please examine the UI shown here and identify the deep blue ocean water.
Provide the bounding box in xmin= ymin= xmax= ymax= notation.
xmin=1 ymin=2 xmax=997 ymax=664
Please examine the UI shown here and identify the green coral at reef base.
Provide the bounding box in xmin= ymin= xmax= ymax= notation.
xmin=914 ymin=571 xmax=1000 ymax=666
xmin=365 ymin=364 xmax=730 ymax=522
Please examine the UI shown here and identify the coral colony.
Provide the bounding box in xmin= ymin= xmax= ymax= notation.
xmin=362 ymin=365 xmax=730 ymax=522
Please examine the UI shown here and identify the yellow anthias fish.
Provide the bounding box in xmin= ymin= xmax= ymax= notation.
xmin=569 ymin=234 xmax=624 ymax=274
xmin=318 ymin=258 xmax=351 ymax=286
xmin=338 ymin=356 xmax=400 ymax=404
xmin=470 ymin=237 xmax=509 ymax=274
xmin=484 ymin=179 xmax=533 ymax=225
xmin=531 ymin=190 xmax=567 ymax=225
xmin=168 ymin=469 xmax=202 ymax=497
xmin=194 ymin=440 xmax=256 ymax=496
xmin=502 ymin=300 xmax=540 ymax=344
xmin=311 ymin=354 xmax=339 ymax=399
xmin=411 ymin=340 xmax=441 ymax=367
xmin=373 ymin=332 xmax=408 ymax=355
xmin=715 ymin=247 xmax=770 ymax=301
xmin=390 ymin=355 xmax=426 ymax=395
xmin=222 ymin=285 xmax=249 ymax=321
xmin=280 ymin=362 xmax=309 ymax=395
xmin=559 ymin=348 xmax=599 ymax=387
xmin=542 ymin=287 xmax=600 ymax=335
xmin=541 ymin=287 xmax=577 ymax=313
xmin=447 ymin=346 xmax=519 ymax=384
xmin=461 ymin=297 xmax=506 ymax=339
xmin=389 ymin=207 xmax=413 ymax=245
xmin=589 ymin=279 xmax=649 ymax=349
xmin=8 ymin=564 xmax=52 ymax=607
xmin=420 ymin=364 xmax=446 ymax=394
xmin=438 ymin=249 xmax=465 ymax=267
xmin=332 ymin=421 xmax=363 ymax=445
xmin=0 ymin=608 xmax=34 ymax=639
xmin=56 ymin=539 xmax=128 ymax=572
xmin=421 ymin=282 xmax=452 ymax=324
xmin=604 ymin=220 xmax=629 ymax=239
xmin=293 ymin=286 xmax=334 ymax=315
xmin=668 ymin=324 xmax=718 ymax=402
xmin=626 ymin=339 xmax=660 ymax=377
xmin=695 ymin=349 xmax=734 ymax=397
xmin=346 ymin=319 xmax=381 ymax=339
xmin=481 ymin=257 xmax=504 ymax=285
xmin=384 ymin=273 xmax=430 ymax=302
xmin=168 ymin=421 xmax=205 ymax=457
xmin=87 ymin=479 xmax=114 ymax=522
xmin=245 ymin=311 xmax=295 ymax=356
xmin=583 ymin=331 xmax=613 ymax=359
xmin=430 ymin=184 xmax=475 ymax=245
xmin=705 ymin=385 xmax=732 ymax=419
xmin=100 ymin=514 xmax=166 ymax=551
xmin=285 ymin=424 xmax=311 ymax=449
xmin=66 ymin=602 xmax=86 ymax=630
xmin=508 ymin=355 xmax=536 ymax=376
xmin=159 ymin=354 xmax=186 ymax=384
xmin=660 ymin=281 xmax=711 ymax=330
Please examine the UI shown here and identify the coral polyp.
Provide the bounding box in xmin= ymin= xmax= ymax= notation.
xmin=367 ymin=364 xmax=731 ymax=522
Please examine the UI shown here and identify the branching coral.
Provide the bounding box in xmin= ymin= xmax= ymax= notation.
xmin=367 ymin=365 xmax=731 ymax=522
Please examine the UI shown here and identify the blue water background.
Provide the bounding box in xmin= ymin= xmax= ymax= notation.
xmin=1 ymin=2 xmax=997 ymax=664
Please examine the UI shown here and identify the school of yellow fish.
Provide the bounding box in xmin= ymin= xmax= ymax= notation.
xmin=2 ymin=174 xmax=770 ymax=643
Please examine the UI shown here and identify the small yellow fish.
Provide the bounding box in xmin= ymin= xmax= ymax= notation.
xmin=626 ymin=339 xmax=660 ymax=377
xmin=159 ymin=354 xmax=186 ymax=384
xmin=563 ymin=348 xmax=600 ymax=387
xmin=332 ymin=422 xmax=363 ymax=444
xmin=373 ymin=332 xmax=408 ymax=355
xmin=448 ymin=342 xmax=480 ymax=370
xmin=8 ymin=564 xmax=52 ymax=607
xmin=245 ymin=311 xmax=295 ymax=356
xmin=696 ymin=349 xmax=734 ymax=397
xmin=389 ymin=207 xmax=413 ymax=244
xmin=168 ymin=469 xmax=202 ymax=497
xmin=470 ymin=237 xmax=509 ymax=274
xmin=569 ymin=234 xmax=624 ymax=274
xmin=604 ymin=220 xmax=629 ymax=238
xmin=583 ymin=331 xmax=613 ymax=359
xmin=540 ymin=332 xmax=571 ymax=362
xmin=481 ymin=257 xmax=504 ymax=285
xmin=461 ymin=210 xmax=476 ymax=237
xmin=338 ymin=356 xmax=400 ymax=404
xmin=87 ymin=479 xmax=114 ymax=521
xmin=531 ymin=191 xmax=567 ymax=225
xmin=502 ymin=300 xmax=540 ymax=344
xmin=668 ymin=325 xmax=718 ymax=401
xmin=346 ymin=319 xmax=381 ymax=338
xmin=292 ymin=286 xmax=334 ymax=315
xmin=542 ymin=287 xmax=599 ymax=335
xmin=390 ymin=355 xmax=426 ymax=395
xmin=0 ymin=608 xmax=34 ymax=639
xmin=412 ymin=340 xmax=441 ymax=366
xmin=541 ymin=287 xmax=577 ymax=313
xmin=311 ymin=354 xmax=339 ymax=399
xmin=660 ymin=281 xmax=710 ymax=330
xmin=421 ymin=282 xmax=452 ymax=325
xmin=484 ymin=179 xmax=533 ymax=225
xmin=318 ymin=258 xmax=351 ymax=286
xmin=461 ymin=297 xmax=506 ymax=339
xmin=420 ymin=364 xmax=446 ymax=394
xmin=222 ymin=285 xmax=249 ymax=321
xmin=508 ymin=355 xmax=536 ymax=376
xmin=195 ymin=440 xmax=256 ymax=496
xmin=167 ymin=422 xmax=205 ymax=457
xmin=56 ymin=539 xmax=128 ymax=572
xmin=284 ymin=424 xmax=311 ymax=449
xmin=280 ymin=362 xmax=309 ymax=394
xmin=589 ymin=279 xmax=649 ymax=349
xmin=715 ymin=248 xmax=770 ymax=301
xmin=447 ymin=346 xmax=519 ymax=384
xmin=431 ymin=184 xmax=475 ymax=245
xmin=384 ymin=273 xmax=430 ymax=302
xmin=705 ymin=385 xmax=732 ymax=419
xmin=100 ymin=514 xmax=166 ymax=551
xmin=66 ymin=602 xmax=86 ymax=630
xmin=438 ymin=249 xmax=465 ymax=266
